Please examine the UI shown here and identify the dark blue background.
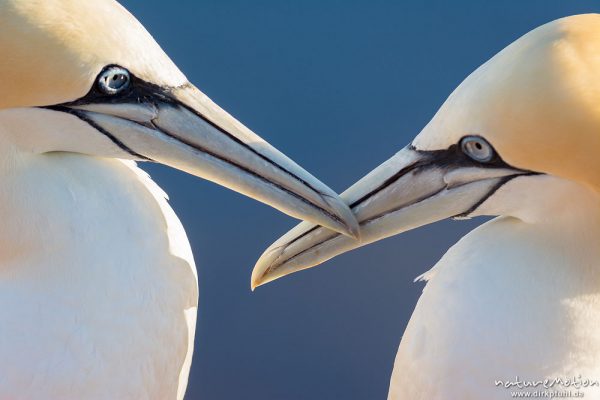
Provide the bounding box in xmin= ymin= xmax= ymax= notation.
xmin=119 ymin=1 xmax=598 ymax=398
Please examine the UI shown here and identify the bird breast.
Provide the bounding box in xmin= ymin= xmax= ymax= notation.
xmin=0 ymin=151 xmax=198 ymax=400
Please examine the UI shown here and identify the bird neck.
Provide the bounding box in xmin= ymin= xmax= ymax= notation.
xmin=0 ymin=146 xmax=195 ymax=278
xmin=391 ymin=176 xmax=600 ymax=398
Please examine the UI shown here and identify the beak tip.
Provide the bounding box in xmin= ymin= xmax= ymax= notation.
xmin=250 ymin=273 xmax=270 ymax=291
xmin=250 ymin=262 xmax=267 ymax=292
xmin=347 ymin=222 xmax=361 ymax=241
xmin=251 ymin=250 xmax=282 ymax=291
xmin=326 ymin=218 xmax=360 ymax=240
xmin=326 ymin=199 xmax=360 ymax=239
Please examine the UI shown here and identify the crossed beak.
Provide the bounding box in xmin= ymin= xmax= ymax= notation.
xmin=251 ymin=143 xmax=535 ymax=289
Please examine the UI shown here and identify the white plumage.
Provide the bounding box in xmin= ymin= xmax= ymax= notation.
xmin=390 ymin=176 xmax=600 ymax=399
xmin=252 ymin=14 xmax=600 ymax=399
xmin=0 ymin=154 xmax=197 ymax=398
xmin=0 ymin=1 xmax=357 ymax=398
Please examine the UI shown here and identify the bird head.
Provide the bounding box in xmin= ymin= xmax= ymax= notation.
xmin=251 ymin=14 xmax=600 ymax=288
xmin=0 ymin=0 xmax=359 ymax=237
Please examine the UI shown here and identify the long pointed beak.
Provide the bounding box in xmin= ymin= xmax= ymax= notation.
xmin=251 ymin=144 xmax=536 ymax=289
xmin=46 ymin=83 xmax=359 ymax=238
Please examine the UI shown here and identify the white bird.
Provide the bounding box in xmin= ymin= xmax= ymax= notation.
xmin=0 ymin=1 xmax=359 ymax=399
xmin=252 ymin=14 xmax=600 ymax=399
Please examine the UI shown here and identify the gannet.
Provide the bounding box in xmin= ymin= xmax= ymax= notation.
xmin=252 ymin=14 xmax=600 ymax=399
xmin=0 ymin=1 xmax=359 ymax=399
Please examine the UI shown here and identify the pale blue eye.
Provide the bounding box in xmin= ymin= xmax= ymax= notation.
xmin=98 ymin=66 xmax=131 ymax=94
xmin=460 ymin=136 xmax=494 ymax=162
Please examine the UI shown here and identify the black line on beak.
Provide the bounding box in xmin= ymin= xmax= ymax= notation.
xmin=261 ymin=171 xmax=516 ymax=275
xmin=41 ymin=65 xmax=348 ymax=230
xmin=453 ymin=171 xmax=540 ymax=219
xmin=349 ymin=143 xmax=526 ymax=209
xmin=271 ymin=144 xmax=540 ymax=260
xmin=349 ymin=159 xmax=424 ymax=208
xmin=133 ymin=115 xmax=346 ymax=226
xmin=42 ymin=105 xmax=152 ymax=161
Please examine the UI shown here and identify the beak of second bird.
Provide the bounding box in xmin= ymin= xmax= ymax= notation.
xmin=251 ymin=143 xmax=536 ymax=289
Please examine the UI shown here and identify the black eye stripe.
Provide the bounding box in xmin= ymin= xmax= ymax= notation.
xmin=348 ymin=138 xmax=524 ymax=210
xmin=58 ymin=64 xmax=176 ymax=107
xmin=41 ymin=64 xmax=345 ymax=224
xmin=411 ymin=137 xmax=505 ymax=169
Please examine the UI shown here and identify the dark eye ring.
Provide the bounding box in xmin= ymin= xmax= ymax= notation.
xmin=97 ymin=66 xmax=131 ymax=95
xmin=460 ymin=136 xmax=494 ymax=163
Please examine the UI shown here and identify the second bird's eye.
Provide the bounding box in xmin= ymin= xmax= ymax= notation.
xmin=97 ymin=66 xmax=131 ymax=95
xmin=460 ymin=136 xmax=494 ymax=162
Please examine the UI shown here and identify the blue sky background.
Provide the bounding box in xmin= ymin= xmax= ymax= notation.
xmin=119 ymin=1 xmax=599 ymax=398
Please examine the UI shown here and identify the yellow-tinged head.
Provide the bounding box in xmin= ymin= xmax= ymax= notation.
xmin=0 ymin=0 xmax=359 ymax=238
xmin=0 ymin=0 xmax=184 ymax=108
xmin=415 ymin=13 xmax=600 ymax=190
xmin=252 ymin=14 xmax=600 ymax=288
